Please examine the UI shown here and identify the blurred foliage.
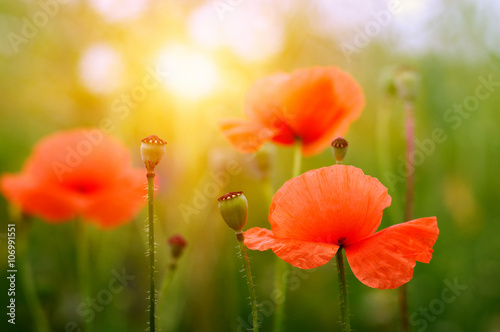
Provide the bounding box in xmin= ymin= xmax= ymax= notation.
xmin=1 ymin=0 xmax=500 ymax=331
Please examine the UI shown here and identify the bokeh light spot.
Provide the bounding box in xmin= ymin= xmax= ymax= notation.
xmin=87 ymin=0 xmax=150 ymax=23
xmin=78 ymin=43 xmax=124 ymax=95
xmin=157 ymin=45 xmax=220 ymax=101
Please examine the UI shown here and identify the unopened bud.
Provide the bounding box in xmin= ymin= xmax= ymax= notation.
xmin=378 ymin=65 xmax=398 ymax=97
xmin=141 ymin=135 xmax=167 ymax=173
xmin=218 ymin=191 xmax=248 ymax=232
xmin=331 ymin=137 xmax=348 ymax=164
xmin=394 ymin=67 xmax=420 ymax=102
xmin=168 ymin=234 xmax=187 ymax=259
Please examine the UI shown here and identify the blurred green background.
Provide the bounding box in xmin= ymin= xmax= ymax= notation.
xmin=1 ymin=0 xmax=500 ymax=331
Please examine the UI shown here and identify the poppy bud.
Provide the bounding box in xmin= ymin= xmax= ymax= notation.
xmin=168 ymin=234 xmax=187 ymax=259
xmin=378 ymin=65 xmax=398 ymax=97
xmin=218 ymin=191 xmax=248 ymax=232
xmin=254 ymin=147 xmax=272 ymax=179
xmin=331 ymin=137 xmax=348 ymax=164
xmin=394 ymin=67 xmax=419 ymax=102
xmin=141 ymin=135 xmax=167 ymax=173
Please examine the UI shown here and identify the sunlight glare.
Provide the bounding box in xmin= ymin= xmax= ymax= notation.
xmin=157 ymin=45 xmax=220 ymax=101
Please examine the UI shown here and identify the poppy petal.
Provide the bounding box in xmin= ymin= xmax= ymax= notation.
xmin=269 ymin=165 xmax=391 ymax=246
xmin=83 ymin=169 xmax=147 ymax=228
xmin=0 ymin=174 xmax=82 ymax=222
xmin=244 ymin=72 xmax=297 ymax=145
xmin=24 ymin=129 xmax=131 ymax=184
xmin=244 ymin=72 xmax=289 ymax=124
xmin=0 ymin=129 xmax=147 ymax=227
xmin=345 ymin=217 xmax=439 ymax=289
xmin=219 ymin=119 xmax=274 ymax=154
xmin=276 ymin=67 xmax=365 ymax=156
xmin=244 ymin=227 xmax=339 ymax=269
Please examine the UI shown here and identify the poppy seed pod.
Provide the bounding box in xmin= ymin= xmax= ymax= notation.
xmin=168 ymin=234 xmax=187 ymax=259
xmin=218 ymin=191 xmax=248 ymax=232
xmin=331 ymin=137 xmax=348 ymax=164
xmin=141 ymin=135 xmax=167 ymax=173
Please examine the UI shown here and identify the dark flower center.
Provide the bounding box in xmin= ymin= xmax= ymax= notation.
xmin=337 ymin=237 xmax=347 ymax=245
xmin=67 ymin=181 xmax=102 ymax=195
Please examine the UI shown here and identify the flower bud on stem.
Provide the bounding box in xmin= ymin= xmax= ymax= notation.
xmin=141 ymin=134 xmax=166 ymax=332
xmin=218 ymin=192 xmax=259 ymax=332
xmin=160 ymin=235 xmax=188 ymax=299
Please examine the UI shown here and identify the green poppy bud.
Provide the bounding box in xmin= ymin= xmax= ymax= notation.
xmin=331 ymin=137 xmax=348 ymax=164
xmin=218 ymin=191 xmax=248 ymax=232
xmin=141 ymin=135 xmax=167 ymax=173
xmin=394 ymin=67 xmax=420 ymax=102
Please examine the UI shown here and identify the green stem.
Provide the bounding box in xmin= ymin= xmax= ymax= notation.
xmin=237 ymin=232 xmax=259 ymax=332
xmin=18 ymin=223 xmax=52 ymax=332
xmin=376 ymin=95 xmax=403 ymax=224
xmin=400 ymin=100 xmax=416 ymax=332
xmin=262 ymin=177 xmax=274 ymax=210
xmin=335 ymin=248 xmax=351 ymax=332
xmin=292 ymin=140 xmax=302 ymax=178
xmin=159 ymin=262 xmax=177 ymax=299
xmin=376 ymin=96 xmax=392 ymax=178
xmin=273 ymin=141 xmax=302 ymax=332
xmin=147 ymin=173 xmax=156 ymax=332
xmin=404 ymin=101 xmax=415 ymax=223
xmin=77 ymin=220 xmax=92 ymax=332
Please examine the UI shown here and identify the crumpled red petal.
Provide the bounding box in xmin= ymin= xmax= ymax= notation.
xmin=345 ymin=217 xmax=439 ymax=289
xmin=244 ymin=227 xmax=339 ymax=269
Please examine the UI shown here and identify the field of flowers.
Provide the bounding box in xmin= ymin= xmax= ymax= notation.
xmin=1 ymin=1 xmax=499 ymax=332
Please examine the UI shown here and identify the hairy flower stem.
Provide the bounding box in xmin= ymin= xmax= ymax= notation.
xmin=273 ymin=142 xmax=302 ymax=332
xmin=236 ymin=232 xmax=259 ymax=332
xmin=147 ymin=173 xmax=157 ymax=332
xmin=335 ymin=248 xmax=351 ymax=332
xmin=77 ymin=220 xmax=92 ymax=332
xmin=400 ymin=100 xmax=416 ymax=332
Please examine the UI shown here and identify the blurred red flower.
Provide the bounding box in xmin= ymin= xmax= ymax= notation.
xmin=1 ymin=129 xmax=146 ymax=228
xmin=244 ymin=165 xmax=439 ymax=289
xmin=219 ymin=67 xmax=365 ymax=156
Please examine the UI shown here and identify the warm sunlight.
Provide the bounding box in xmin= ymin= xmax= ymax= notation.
xmin=156 ymin=44 xmax=221 ymax=101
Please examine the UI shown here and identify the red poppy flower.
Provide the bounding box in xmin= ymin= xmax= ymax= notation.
xmin=219 ymin=67 xmax=365 ymax=156
xmin=244 ymin=165 xmax=439 ymax=289
xmin=0 ymin=129 xmax=147 ymax=228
